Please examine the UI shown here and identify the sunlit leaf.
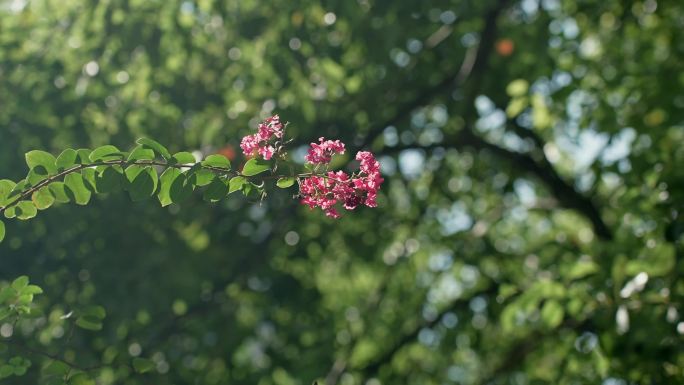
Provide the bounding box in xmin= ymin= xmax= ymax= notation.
xmin=242 ymin=158 xmax=270 ymax=176
xmin=137 ymin=138 xmax=171 ymax=160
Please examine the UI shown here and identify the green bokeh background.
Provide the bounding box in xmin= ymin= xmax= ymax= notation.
xmin=1 ymin=0 xmax=683 ymax=384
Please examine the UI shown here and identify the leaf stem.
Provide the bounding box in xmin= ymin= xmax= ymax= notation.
xmin=0 ymin=159 xmax=316 ymax=215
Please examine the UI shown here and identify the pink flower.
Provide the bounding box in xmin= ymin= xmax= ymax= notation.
xmin=353 ymin=151 xmax=383 ymax=208
xmin=304 ymin=137 xmax=345 ymax=165
xmin=299 ymin=147 xmax=383 ymax=218
xmin=240 ymin=115 xmax=285 ymax=160
xmin=240 ymin=135 xmax=259 ymax=156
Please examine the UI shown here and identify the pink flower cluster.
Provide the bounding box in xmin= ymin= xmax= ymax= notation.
xmin=299 ymin=140 xmax=383 ymax=218
xmin=240 ymin=115 xmax=284 ymax=160
xmin=304 ymin=137 xmax=346 ymax=164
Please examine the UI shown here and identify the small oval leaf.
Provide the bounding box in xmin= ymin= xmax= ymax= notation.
xmin=276 ymin=177 xmax=296 ymax=188
xmin=242 ymin=158 xmax=270 ymax=176
xmin=228 ymin=176 xmax=247 ymax=194
xmin=64 ymin=173 xmax=92 ymax=205
xmin=173 ymin=152 xmax=197 ymax=164
xmin=25 ymin=150 xmax=57 ymax=174
xmin=0 ymin=180 xmax=17 ymax=206
xmin=136 ymin=138 xmax=171 ymax=160
xmin=203 ymin=178 xmax=228 ymax=202
xmin=55 ymin=149 xmax=78 ymax=171
xmin=128 ymin=145 xmax=156 ymax=161
xmin=48 ymin=182 xmax=71 ymax=203
xmin=16 ymin=201 xmax=38 ymax=220
xmin=202 ymin=154 xmax=231 ymax=170
xmin=132 ymin=358 xmax=155 ymax=374
xmin=31 ymin=187 xmax=55 ymax=210
xmin=89 ymin=145 xmax=122 ymax=162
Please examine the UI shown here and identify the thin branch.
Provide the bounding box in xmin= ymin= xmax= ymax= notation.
xmin=382 ymin=127 xmax=613 ymax=240
xmin=354 ymin=0 xmax=511 ymax=151
xmin=457 ymin=129 xmax=612 ymax=240
xmin=2 ymin=339 xmax=103 ymax=372
xmin=477 ymin=317 xmax=594 ymax=385
xmin=324 ymin=265 xmax=401 ymax=385
xmin=355 ymin=284 xmax=499 ymax=380
xmin=0 ymin=159 xmax=313 ymax=215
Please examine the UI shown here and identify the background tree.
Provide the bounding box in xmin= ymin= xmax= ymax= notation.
xmin=1 ymin=0 xmax=683 ymax=384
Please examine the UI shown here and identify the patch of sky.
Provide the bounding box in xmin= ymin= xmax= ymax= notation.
xmin=398 ymin=149 xmax=426 ymax=179
xmin=437 ymin=201 xmax=473 ymax=235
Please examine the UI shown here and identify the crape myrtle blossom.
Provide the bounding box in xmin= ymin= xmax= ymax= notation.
xmin=298 ymin=139 xmax=383 ymax=218
xmin=304 ymin=137 xmax=345 ymax=164
xmin=239 ymin=116 xmax=382 ymax=219
xmin=240 ymin=115 xmax=284 ymax=160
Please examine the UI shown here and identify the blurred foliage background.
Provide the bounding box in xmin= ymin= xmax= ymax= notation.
xmin=1 ymin=0 xmax=684 ymax=384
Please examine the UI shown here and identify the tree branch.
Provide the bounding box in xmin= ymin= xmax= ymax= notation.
xmin=462 ymin=128 xmax=612 ymax=239
xmin=355 ymin=284 xmax=499 ymax=380
xmin=477 ymin=317 xmax=594 ymax=384
xmin=2 ymin=339 xmax=104 ymax=372
xmin=353 ymin=0 xmax=511 ymax=151
xmin=382 ymin=127 xmax=613 ymax=240
xmin=0 ymin=159 xmax=312 ymax=215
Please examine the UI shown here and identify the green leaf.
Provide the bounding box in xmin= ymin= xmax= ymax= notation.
xmin=26 ymin=166 xmax=53 ymax=186
xmin=75 ymin=315 xmax=102 ymax=331
xmin=203 ymin=178 xmax=228 ymax=202
xmin=132 ymin=358 xmax=155 ymax=374
xmin=125 ymin=166 xmax=158 ymax=201
xmin=173 ymin=152 xmax=197 ymax=164
xmin=69 ymin=373 xmax=95 ymax=385
xmin=158 ymin=168 xmax=180 ymax=207
xmin=128 ymin=145 xmax=156 ymax=161
xmin=64 ymin=173 xmax=92 ymax=205
xmin=13 ymin=365 xmax=27 ymax=376
xmin=23 ymin=285 xmax=43 ymax=295
xmin=82 ymin=168 xmax=97 ymax=193
xmin=540 ymin=300 xmax=564 ymax=329
xmin=202 ymin=154 xmax=231 ymax=170
xmin=242 ymin=158 xmax=270 ymax=176
xmin=89 ymin=145 xmax=122 ymax=162
xmin=4 ymin=206 xmax=16 ymax=219
xmin=11 ymin=276 xmax=29 ymax=291
xmin=0 ymin=179 xmax=17 ymax=206
xmin=44 ymin=361 xmax=71 ymax=376
xmin=136 ymin=138 xmax=171 ymax=160
xmin=625 ymin=243 xmax=675 ymax=277
xmin=0 ymin=365 xmax=13 ymax=379
xmin=170 ymin=172 xmax=194 ymax=203
xmin=9 ymin=180 xmax=28 ymax=200
xmin=76 ymin=149 xmax=92 ymax=164
xmin=506 ymin=97 xmax=528 ymax=118
xmin=0 ymin=308 xmax=10 ymax=321
xmin=0 ymin=220 xmax=4 ymax=243
xmin=506 ymin=79 xmax=529 ymax=97
xmin=567 ymin=260 xmax=599 ymax=281
xmin=242 ymin=182 xmax=261 ymax=198
xmin=16 ymin=293 xmax=34 ymax=305
xmin=228 ymin=176 xmax=247 ymax=194
xmin=55 ymin=149 xmax=78 ymax=171
xmin=48 ymin=182 xmax=70 ymax=203
xmin=16 ymin=201 xmax=38 ymax=220
xmin=26 ymin=168 xmax=49 ymax=185
xmin=192 ymin=169 xmax=215 ymax=186
xmin=276 ymin=177 xmax=296 ymax=188
xmin=81 ymin=305 xmax=106 ymax=319
xmin=0 ymin=286 xmax=14 ymax=302
xmin=95 ymin=166 xmax=124 ymax=193
xmin=31 ymin=187 xmax=55 ymax=210
xmin=25 ymin=150 xmax=57 ymax=174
